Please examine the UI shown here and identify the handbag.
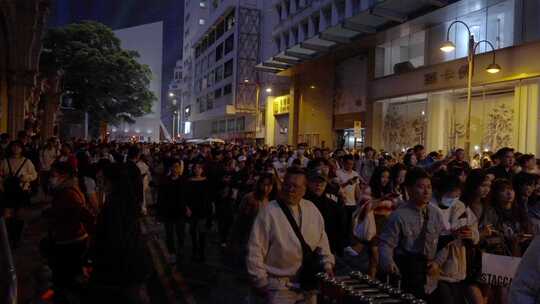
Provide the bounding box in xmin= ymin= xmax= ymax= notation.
xmin=276 ymin=199 xmax=325 ymax=291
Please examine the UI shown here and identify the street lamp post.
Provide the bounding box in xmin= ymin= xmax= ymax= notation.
xmin=441 ymin=21 xmax=501 ymax=159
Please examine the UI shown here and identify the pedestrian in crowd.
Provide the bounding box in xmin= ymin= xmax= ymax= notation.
xmin=336 ymin=154 xmax=361 ymax=245
xmin=42 ymin=161 xmax=95 ymax=302
xmin=430 ymin=173 xmax=479 ymax=304
xmin=287 ymin=143 xmax=310 ymax=168
xmin=184 ymin=161 xmax=212 ymax=262
xmin=357 ymin=146 xmax=378 ymax=184
xmin=414 ymin=144 xmax=434 ymax=169
xmin=487 ymin=148 xmax=515 ymax=180
xmin=304 ymin=169 xmax=346 ymax=256
xmin=86 ymin=163 xmax=152 ymax=304
xmin=39 ymin=138 xmax=59 ymax=200
xmin=57 ymin=143 xmax=78 ymax=173
xmin=215 ymin=158 xmax=238 ymax=248
xmin=0 ymin=133 xmax=10 ymax=159
xmin=0 ymin=140 xmax=38 ymax=248
xmin=125 ymin=146 xmax=145 ymax=214
xmin=76 ymin=151 xmax=100 ymax=213
xmin=156 ymin=159 xmax=188 ymax=267
xmin=247 ymin=168 xmax=334 ymax=304
xmin=379 ymin=167 xmax=444 ymax=299
xmin=516 ymin=154 xmax=538 ymax=174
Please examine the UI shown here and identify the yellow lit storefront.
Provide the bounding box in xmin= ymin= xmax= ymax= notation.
xmin=370 ymin=40 xmax=540 ymax=156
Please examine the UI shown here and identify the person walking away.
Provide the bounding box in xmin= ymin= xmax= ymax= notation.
xmin=125 ymin=146 xmax=144 ymax=215
xmin=184 ymin=162 xmax=212 ymax=262
xmin=247 ymin=168 xmax=335 ymax=304
xmin=42 ymin=162 xmax=95 ymax=302
xmin=0 ymin=140 xmax=38 ymax=248
xmin=86 ymin=163 xmax=152 ymax=303
xmin=156 ymin=160 xmax=189 ymax=268
xmin=378 ymin=167 xmax=444 ymax=299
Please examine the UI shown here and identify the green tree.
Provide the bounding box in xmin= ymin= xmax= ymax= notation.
xmin=41 ymin=21 xmax=155 ymax=134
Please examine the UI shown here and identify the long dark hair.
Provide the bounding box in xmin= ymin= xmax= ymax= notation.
xmin=254 ymin=173 xmax=279 ymax=201
xmin=370 ymin=167 xmax=392 ymax=198
xmin=461 ymin=169 xmax=488 ymax=207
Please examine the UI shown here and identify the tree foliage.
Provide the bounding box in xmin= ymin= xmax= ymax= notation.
xmin=41 ymin=21 xmax=155 ymax=125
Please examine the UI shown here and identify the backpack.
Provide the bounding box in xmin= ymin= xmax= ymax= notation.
xmin=3 ymin=158 xmax=28 ymax=199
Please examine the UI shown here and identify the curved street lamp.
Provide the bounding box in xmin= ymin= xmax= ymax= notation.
xmin=440 ymin=20 xmax=501 ymax=159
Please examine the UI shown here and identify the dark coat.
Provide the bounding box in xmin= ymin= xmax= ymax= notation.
xmin=157 ymin=176 xmax=186 ymax=222
xmin=125 ymin=160 xmax=144 ymax=211
xmin=305 ymin=190 xmax=346 ymax=256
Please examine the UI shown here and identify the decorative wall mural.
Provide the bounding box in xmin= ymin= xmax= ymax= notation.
xmin=482 ymin=103 xmax=513 ymax=151
xmin=383 ymin=105 xmax=425 ymax=152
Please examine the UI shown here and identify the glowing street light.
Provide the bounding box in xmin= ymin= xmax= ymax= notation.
xmin=265 ymin=87 xmax=272 ymax=93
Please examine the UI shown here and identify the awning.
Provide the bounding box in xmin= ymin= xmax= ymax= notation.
xmin=259 ymin=0 xmax=452 ymax=71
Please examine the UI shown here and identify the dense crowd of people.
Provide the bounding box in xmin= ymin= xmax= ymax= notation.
xmin=1 ymin=130 xmax=539 ymax=303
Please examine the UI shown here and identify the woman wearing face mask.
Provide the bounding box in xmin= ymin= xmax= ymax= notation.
xmin=0 ymin=140 xmax=38 ymax=248
xmin=430 ymin=173 xmax=479 ymax=304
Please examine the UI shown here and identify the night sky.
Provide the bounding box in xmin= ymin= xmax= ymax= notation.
xmin=48 ymin=0 xmax=184 ymax=132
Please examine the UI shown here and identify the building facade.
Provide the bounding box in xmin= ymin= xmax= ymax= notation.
xmin=0 ymin=0 xmax=50 ymax=138
xmin=258 ymin=0 xmax=540 ymax=156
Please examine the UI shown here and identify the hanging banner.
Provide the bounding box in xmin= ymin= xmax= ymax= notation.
xmin=354 ymin=120 xmax=362 ymax=138
xmin=480 ymin=253 xmax=521 ymax=287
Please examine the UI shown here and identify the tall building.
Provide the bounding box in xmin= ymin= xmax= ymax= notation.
xmin=178 ymin=0 xmax=285 ymax=142
xmin=257 ymin=0 xmax=540 ymax=156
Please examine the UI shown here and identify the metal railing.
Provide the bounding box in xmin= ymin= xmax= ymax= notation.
xmin=0 ymin=218 xmax=17 ymax=304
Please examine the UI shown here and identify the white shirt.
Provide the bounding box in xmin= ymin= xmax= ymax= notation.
xmin=336 ymin=169 xmax=359 ymax=206
xmin=0 ymin=157 xmax=38 ymax=191
xmin=247 ymin=199 xmax=335 ymax=288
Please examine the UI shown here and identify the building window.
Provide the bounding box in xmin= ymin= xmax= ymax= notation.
xmin=224 ymin=59 xmax=233 ymax=78
xmin=199 ymin=18 xmax=206 ymax=25
xmin=219 ymin=120 xmax=226 ymax=132
xmin=226 ymin=11 xmax=235 ymax=31
xmin=199 ymin=96 xmax=206 ymax=113
xmin=216 ymin=43 xmax=223 ymax=61
xmin=292 ymin=27 xmax=299 ymax=44
xmin=283 ymin=33 xmax=290 ymax=48
xmin=276 ymin=4 xmax=282 ymax=20
xmin=284 ymin=0 xmax=290 ymax=16
xmin=214 ymin=88 xmax=223 ymax=98
xmin=184 ymin=121 xmax=192 ymax=134
xmin=301 ymin=21 xmax=309 ymax=39
xmin=208 ymin=30 xmax=216 ymax=45
xmin=215 ymin=66 xmax=223 ymax=82
xmin=313 ymin=15 xmax=320 ymax=34
xmin=223 ymin=83 xmax=232 ymax=95
xmin=294 ymin=0 xmax=300 ymax=11
xmin=207 ymin=94 xmax=214 ymax=110
xmin=216 ymin=21 xmax=225 ymax=38
xmin=227 ymin=119 xmax=236 ymax=131
xmin=211 ymin=121 xmax=218 ymax=133
xmin=322 ymin=6 xmax=331 ymax=26
xmin=274 ymin=37 xmax=281 ymax=52
xmin=184 ymin=105 xmax=191 ymax=118
xmin=236 ymin=117 xmax=245 ymax=131
xmin=224 ymin=34 xmax=234 ymax=54
xmin=200 ymin=1 xmax=206 ymax=7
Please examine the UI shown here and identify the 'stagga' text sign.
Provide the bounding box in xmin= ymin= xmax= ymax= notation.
xmin=480 ymin=253 xmax=521 ymax=287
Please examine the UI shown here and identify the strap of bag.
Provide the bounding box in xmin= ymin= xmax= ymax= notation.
xmin=7 ymin=158 xmax=27 ymax=177
xmin=276 ymin=199 xmax=311 ymax=254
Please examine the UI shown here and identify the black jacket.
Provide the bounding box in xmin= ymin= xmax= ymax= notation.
xmin=305 ymin=190 xmax=346 ymax=256
xmin=486 ymin=164 xmax=514 ymax=181
xmin=157 ymin=176 xmax=186 ymax=221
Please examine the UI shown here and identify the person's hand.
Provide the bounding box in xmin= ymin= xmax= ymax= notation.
xmin=185 ymin=207 xmax=192 ymax=218
xmin=427 ymin=262 xmax=440 ymax=277
xmin=387 ymin=263 xmax=400 ymax=275
xmin=456 ymin=226 xmax=473 ymax=240
xmin=480 ymin=224 xmax=494 ymax=238
xmin=325 ymin=267 xmax=335 ymax=278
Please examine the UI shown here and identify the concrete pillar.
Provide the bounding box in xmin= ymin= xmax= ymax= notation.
xmin=426 ymin=93 xmax=453 ymax=153
xmin=289 ymin=82 xmax=299 ymax=146
xmin=265 ymin=96 xmax=276 ymax=146
xmin=369 ymin=101 xmax=385 ymax=149
xmin=513 ymin=80 xmax=540 ymax=154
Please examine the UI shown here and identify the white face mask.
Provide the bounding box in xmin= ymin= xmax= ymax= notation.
xmin=440 ymin=196 xmax=457 ymax=208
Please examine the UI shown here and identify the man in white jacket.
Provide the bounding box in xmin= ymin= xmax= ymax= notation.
xmin=247 ymin=168 xmax=335 ymax=304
